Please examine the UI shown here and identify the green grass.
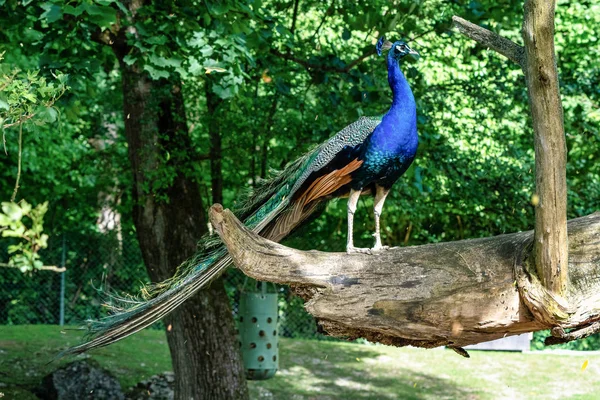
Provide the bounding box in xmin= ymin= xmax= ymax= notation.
xmin=1 ymin=325 xmax=599 ymax=399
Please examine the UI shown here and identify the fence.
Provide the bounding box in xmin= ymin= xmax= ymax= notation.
xmin=0 ymin=230 xmax=325 ymax=340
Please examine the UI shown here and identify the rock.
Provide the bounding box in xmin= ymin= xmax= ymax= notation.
xmin=38 ymin=361 xmax=124 ymax=400
xmin=125 ymin=372 xmax=175 ymax=400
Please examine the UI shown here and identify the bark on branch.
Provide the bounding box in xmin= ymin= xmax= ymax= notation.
xmin=210 ymin=205 xmax=600 ymax=349
xmin=522 ymin=0 xmax=569 ymax=296
xmin=452 ymin=16 xmax=525 ymax=69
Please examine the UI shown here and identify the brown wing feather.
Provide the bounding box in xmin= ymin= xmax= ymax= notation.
xmin=260 ymin=158 xmax=363 ymax=242
xmin=299 ymin=158 xmax=363 ymax=204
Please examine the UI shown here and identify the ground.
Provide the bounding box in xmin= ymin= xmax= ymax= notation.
xmin=0 ymin=325 xmax=599 ymax=399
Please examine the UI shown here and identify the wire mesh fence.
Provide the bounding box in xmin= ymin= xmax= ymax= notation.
xmin=0 ymin=230 xmax=326 ymax=340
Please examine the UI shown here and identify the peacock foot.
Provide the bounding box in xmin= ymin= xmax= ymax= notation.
xmin=346 ymin=246 xmax=373 ymax=254
xmin=371 ymin=244 xmax=390 ymax=252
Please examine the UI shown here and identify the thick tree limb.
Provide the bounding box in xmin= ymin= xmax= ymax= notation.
xmin=452 ymin=16 xmax=525 ymax=69
xmin=210 ymin=205 xmax=600 ymax=348
xmin=522 ymin=0 xmax=569 ymax=296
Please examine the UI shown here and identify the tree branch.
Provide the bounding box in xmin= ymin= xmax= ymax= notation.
xmin=11 ymin=119 xmax=23 ymax=202
xmin=452 ymin=16 xmax=525 ymax=70
xmin=270 ymin=48 xmax=376 ymax=74
xmin=545 ymin=323 xmax=600 ymax=346
xmin=522 ymin=0 xmax=569 ymax=296
xmin=0 ymin=263 xmax=65 ymax=273
xmin=309 ymin=1 xmax=334 ymax=43
xmin=289 ymin=0 xmax=300 ymax=35
xmin=209 ymin=205 xmax=600 ymax=348
xmin=2 ymin=113 xmax=38 ymax=129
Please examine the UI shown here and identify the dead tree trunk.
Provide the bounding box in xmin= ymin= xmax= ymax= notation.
xmin=209 ymin=206 xmax=600 ymax=352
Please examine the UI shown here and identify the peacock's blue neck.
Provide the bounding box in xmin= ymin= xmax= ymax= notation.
xmin=364 ymin=55 xmax=418 ymax=159
xmin=387 ymin=55 xmax=415 ymax=113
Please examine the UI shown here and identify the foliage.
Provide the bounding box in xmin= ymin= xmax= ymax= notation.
xmin=0 ymin=200 xmax=52 ymax=272
xmin=0 ymin=51 xmax=69 ymax=270
xmin=0 ymin=51 xmax=69 ymax=201
xmin=0 ymin=54 xmax=68 ymax=133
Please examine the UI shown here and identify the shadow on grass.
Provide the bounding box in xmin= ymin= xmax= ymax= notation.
xmin=250 ymin=339 xmax=480 ymax=400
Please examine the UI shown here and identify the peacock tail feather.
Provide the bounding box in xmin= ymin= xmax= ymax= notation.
xmin=60 ymin=115 xmax=382 ymax=357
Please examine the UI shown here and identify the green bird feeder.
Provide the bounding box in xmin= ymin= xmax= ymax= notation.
xmin=238 ymin=280 xmax=279 ymax=380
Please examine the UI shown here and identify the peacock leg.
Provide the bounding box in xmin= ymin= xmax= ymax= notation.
xmin=372 ymin=185 xmax=391 ymax=251
xmin=347 ymin=188 xmax=370 ymax=253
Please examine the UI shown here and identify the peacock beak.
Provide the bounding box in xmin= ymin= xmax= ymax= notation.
xmin=407 ymin=48 xmax=420 ymax=61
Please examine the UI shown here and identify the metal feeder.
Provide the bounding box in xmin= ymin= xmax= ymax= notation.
xmin=238 ymin=280 xmax=279 ymax=380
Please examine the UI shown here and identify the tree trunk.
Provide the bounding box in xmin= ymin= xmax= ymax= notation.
xmin=117 ymin=59 xmax=248 ymax=400
xmin=209 ymin=206 xmax=600 ymax=351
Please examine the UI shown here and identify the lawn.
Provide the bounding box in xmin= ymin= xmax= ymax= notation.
xmin=0 ymin=325 xmax=598 ymax=399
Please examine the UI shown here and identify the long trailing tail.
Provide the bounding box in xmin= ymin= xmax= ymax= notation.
xmin=60 ymin=250 xmax=231 ymax=356
xmin=60 ymin=114 xmax=382 ymax=357
xmin=59 ymin=149 xmax=315 ymax=357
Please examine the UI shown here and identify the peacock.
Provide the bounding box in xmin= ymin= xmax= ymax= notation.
xmin=61 ymin=37 xmax=419 ymax=356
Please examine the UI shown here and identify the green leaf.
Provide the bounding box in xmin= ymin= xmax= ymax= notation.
xmin=2 ymin=224 xmax=26 ymax=237
xmin=189 ymin=32 xmax=207 ymax=48
xmin=199 ymin=45 xmax=214 ymax=57
xmin=23 ymin=28 xmax=44 ymax=42
xmin=1 ymin=202 xmax=23 ymax=222
xmin=37 ymin=106 xmax=58 ymax=123
xmin=145 ymin=36 xmax=167 ymax=45
xmin=212 ymin=84 xmax=235 ymax=99
xmin=188 ymin=57 xmax=203 ymax=76
xmin=63 ymin=5 xmax=85 ymax=17
xmin=40 ymin=3 xmax=63 ymax=23
xmin=7 ymin=243 xmax=23 ymax=254
xmin=33 ymin=259 xmax=43 ymax=270
xmin=19 ymin=200 xmax=32 ymax=215
xmin=148 ymin=54 xmax=182 ymax=69
xmin=143 ymin=65 xmax=169 ymax=80
xmin=206 ymin=2 xmax=229 ymax=16
xmin=23 ymin=92 xmax=37 ymax=103
xmin=123 ymin=54 xmax=137 ymax=66
xmin=0 ymin=213 xmax=11 ymax=226
xmin=84 ymin=4 xmax=117 ymax=27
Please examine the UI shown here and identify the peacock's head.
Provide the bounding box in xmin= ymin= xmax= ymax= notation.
xmin=376 ymin=37 xmax=419 ymax=61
